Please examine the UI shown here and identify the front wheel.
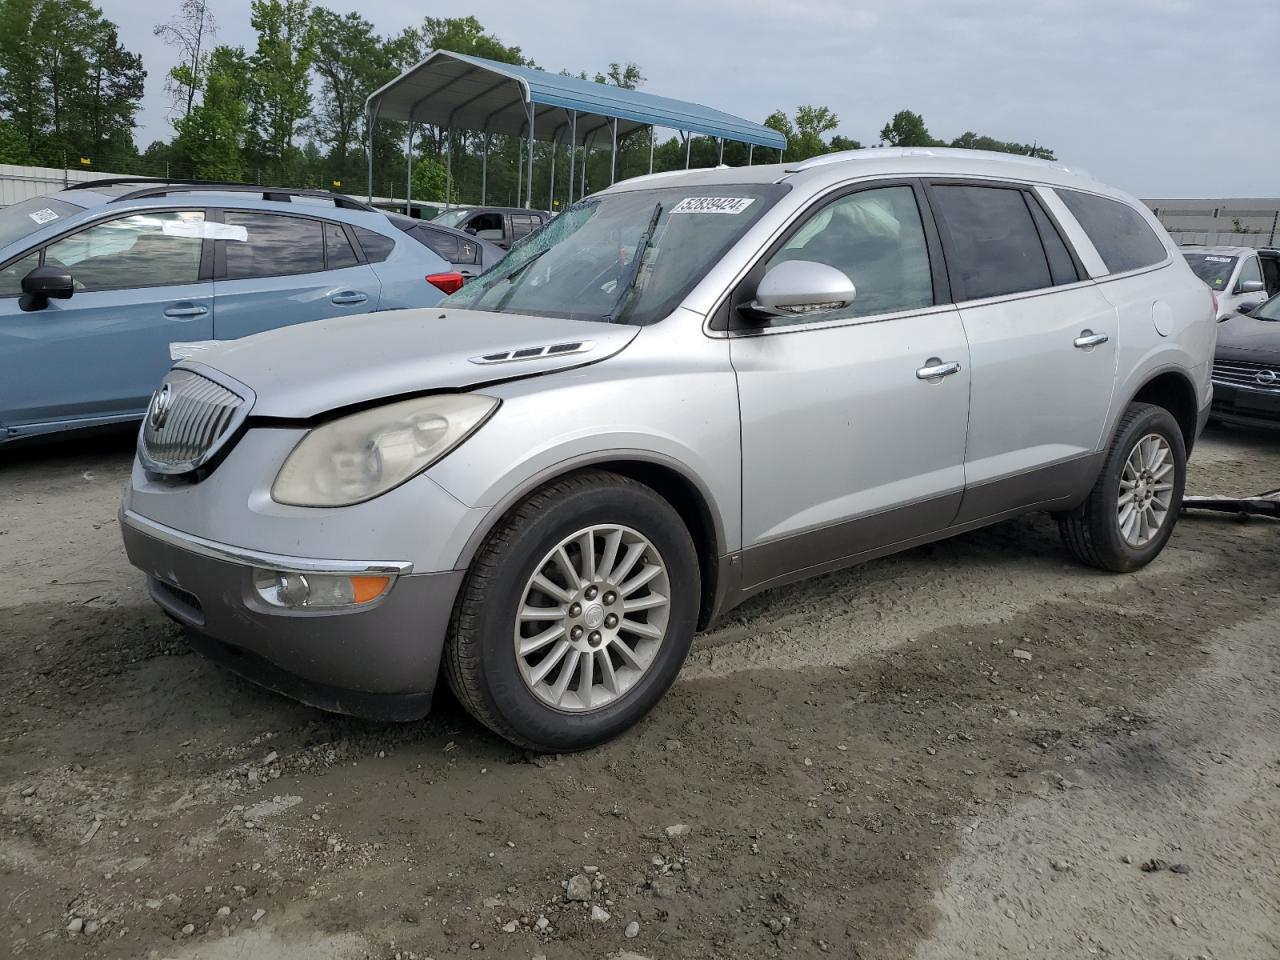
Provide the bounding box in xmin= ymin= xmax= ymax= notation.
xmin=1058 ymin=402 xmax=1187 ymax=572
xmin=444 ymin=470 xmax=699 ymax=751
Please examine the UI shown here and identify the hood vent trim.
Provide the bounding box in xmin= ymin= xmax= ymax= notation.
xmin=470 ymin=340 xmax=596 ymax=365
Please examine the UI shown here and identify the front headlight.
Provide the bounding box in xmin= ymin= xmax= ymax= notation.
xmin=272 ymin=394 xmax=499 ymax=507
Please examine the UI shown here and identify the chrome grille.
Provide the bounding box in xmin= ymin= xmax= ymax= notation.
xmin=1212 ymin=359 xmax=1280 ymax=391
xmin=139 ymin=368 xmax=248 ymax=475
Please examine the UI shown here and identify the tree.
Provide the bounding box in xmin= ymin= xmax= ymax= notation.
xmin=153 ymin=0 xmax=215 ymax=117
xmin=248 ymin=0 xmax=316 ymax=169
xmin=0 ymin=117 xmax=30 ymax=162
xmin=594 ymin=62 xmax=643 ymax=89
xmin=309 ymin=8 xmax=385 ymax=171
xmin=765 ymin=105 xmax=852 ymax=162
xmin=879 ymin=109 xmax=942 ymax=147
xmin=77 ymin=21 xmax=145 ymax=157
xmin=411 ymin=155 xmax=446 ymax=201
xmin=828 ymin=135 xmax=863 ymax=152
xmin=949 ymin=130 xmax=1055 ymax=160
xmin=173 ymin=44 xmax=249 ymax=179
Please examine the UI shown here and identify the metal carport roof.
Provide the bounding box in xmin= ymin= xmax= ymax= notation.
xmin=365 ymin=50 xmax=786 ymax=151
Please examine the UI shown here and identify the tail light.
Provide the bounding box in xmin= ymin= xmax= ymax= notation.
xmin=426 ymin=272 xmax=465 ymax=295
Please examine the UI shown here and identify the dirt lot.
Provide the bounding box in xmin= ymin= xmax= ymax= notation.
xmin=1 ymin=425 xmax=1278 ymax=960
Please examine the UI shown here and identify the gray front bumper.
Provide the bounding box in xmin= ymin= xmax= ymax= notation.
xmin=121 ymin=511 xmax=464 ymax=720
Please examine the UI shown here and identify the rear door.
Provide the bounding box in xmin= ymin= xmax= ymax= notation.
xmin=211 ymin=211 xmax=382 ymax=341
xmin=0 ymin=209 xmax=213 ymax=433
xmin=924 ymin=181 xmax=1119 ymax=523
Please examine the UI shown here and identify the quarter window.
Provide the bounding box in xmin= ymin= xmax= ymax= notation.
xmin=1056 ymin=189 xmax=1167 ymax=274
xmin=415 ymin=227 xmax=460 ymax=262
xmin=0 ymin=251 xmax=40 ymax=298
xmin=762 ymin=185 xmax=934 ymax=324
xmin=323 ymin=221 xmax=359 ymax=270
xmin=43 ymin=211 xmax=204 ymax=292
xmin=224 ymin=213 xmax=325 ymax=279
xmin=353 ymin=227 xmax=394 ymax=263
xmin=930 ymin=185 xmax=1051 ymax=300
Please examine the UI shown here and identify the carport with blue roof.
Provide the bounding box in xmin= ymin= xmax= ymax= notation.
xmin=364 ymin=50 xmax=787 ymax=210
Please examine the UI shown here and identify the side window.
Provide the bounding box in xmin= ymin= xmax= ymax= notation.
xmin=1236 ymin=255 xmax=1262 ymax=292
xmin=44 ymin=211 xmax=205 ymax=292
xmin=0 ymin=251 xmax=40 ymax=298
xmin=1056 ymin=189 xmax=1167 ymax=274
xmin=323 ymin=221 xmax=359 ymax=270
xmin=930 ymin=185 xmax=1052 ymax=300
xmin=224 ymin=213 xmax=325 ymax=279
xmin=352 ymin=227 xmax=394 ymax=263
xmin=762 ymin=184 xmax=935 ymax=325
xmin=456 ymin=237 xmax=479 ymax=265
xmin=1027 ymin=198 xmax=1080 ymax=286
xmin=510 ymin=215 xmax=538 ymax=240
xmin=467 ymin=213 xmax=505 ymax=240
xmin=415 ymin=227 xmax=459 ymax=262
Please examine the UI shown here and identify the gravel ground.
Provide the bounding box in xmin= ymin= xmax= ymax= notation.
xmin=1 ymin=424 xmax=1277 ymax=960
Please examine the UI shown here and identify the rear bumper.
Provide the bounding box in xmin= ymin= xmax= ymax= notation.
xmin=121 ymin=510 xmax=464 ymax=720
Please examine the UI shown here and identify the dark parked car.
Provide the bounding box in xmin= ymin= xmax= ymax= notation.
xmin=386 ymin=213 xmax=505 ymax=280
xmin=431 ymin=206 xmax=550 ymax=249
xmin=1210 ymin=292 xmax=1280 ymax=427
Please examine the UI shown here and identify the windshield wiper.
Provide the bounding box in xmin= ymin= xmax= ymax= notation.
xmin=602 ymin=202 xmax=662 ymax=324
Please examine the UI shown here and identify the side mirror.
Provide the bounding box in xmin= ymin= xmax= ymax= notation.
xmin=1238 ymin=279 xmax=1265 ymax=294
xmin=1237 ymin=302 xmax=1257 ymax=315
xmin=19 ymin=264 xmax=74 ymax=312
xmin=745 ymin=260 xmax=856 ymax=321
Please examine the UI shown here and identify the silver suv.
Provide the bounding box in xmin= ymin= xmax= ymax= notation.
xmin=121 ymin=148 xmax=1215 ymax=751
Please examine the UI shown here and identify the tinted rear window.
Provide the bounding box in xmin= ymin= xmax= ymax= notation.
xmin=353 ymin=227 xmax=394 ymax=263
xmin=225 ymin=212 xmax=325 ymax=279
xmin=930 ymin=184 xmax=1052 ymax=300
xmin=414 ymin=227 xmax=459 ymax=262
xmin=1057 ymin=189 xmax=1167 ymax=274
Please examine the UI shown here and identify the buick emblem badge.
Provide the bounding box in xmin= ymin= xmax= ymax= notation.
xmin=149 ymin=384 xmax=172 ymax=430
xmin=1256 ymin=369 xmax=1278 ymax=387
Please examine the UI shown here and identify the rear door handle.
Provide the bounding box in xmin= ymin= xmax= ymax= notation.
xmin=916 ymin=358 xmax=962 ymax=381
xmin=331 ymin=291 xmax=368 ymax=305
xmin=163 ymin=304 xmax=208 ymax=319
xmin=1073 ymin=331 xmax=1109 ymax=349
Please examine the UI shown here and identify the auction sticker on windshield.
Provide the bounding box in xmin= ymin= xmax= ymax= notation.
xmin=27 ymin=208 xmax=60 ymax=225
xmin=670 ymin=197 xmax=756 ymax=215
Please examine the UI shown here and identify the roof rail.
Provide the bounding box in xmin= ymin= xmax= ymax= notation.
xmin=784 ymin=146 xmax=1092 ymax=180
xmin=64 ymin=178 xmax=375 ymax=212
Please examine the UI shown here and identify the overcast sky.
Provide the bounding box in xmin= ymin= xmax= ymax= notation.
xmin=101 ymin=0 xmax=1278 ymax=199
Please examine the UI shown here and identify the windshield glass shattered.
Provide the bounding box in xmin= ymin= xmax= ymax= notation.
xmin=442 ymin=184 xmax=786 ymax=325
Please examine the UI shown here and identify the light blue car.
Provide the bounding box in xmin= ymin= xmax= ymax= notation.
xmin=0 ymin=180 xmax=460 ymax=444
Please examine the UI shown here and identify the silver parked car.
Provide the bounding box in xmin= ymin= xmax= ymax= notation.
xmin=121 ymin=148 xmax=1215 ymax=751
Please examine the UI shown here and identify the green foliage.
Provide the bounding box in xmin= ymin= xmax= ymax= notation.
xmin=879 ymin=109 xmax=943 ymax=147
xmin=173 ymin=45 xmax=249 ymax=180
xmin=247 ymin=0 xmax=316 ymax=173
xmin=153 ymin=0 xmax=216 ymax=117
xmin=309 ymin=8 xmax=389 ymax=174
xmin=0 ymin=0 xmax=146 ymax=163
xmin=411 ymin=155 xmax=447 ymax=201
xmin=595 ymin=62 xmax=643 ymax=89
xmin=950 ymin=130 xmax=1055 ymax=160
xmin=766 ymin=106 xmax=854 ymax=162
xmin=0 ymin=117 xmax=31 ymax=162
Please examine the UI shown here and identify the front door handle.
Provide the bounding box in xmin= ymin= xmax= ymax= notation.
xmin=1073 ymin=330 xmax=1109 ymax=349
xmin=331 ymin=291 xmax=368 ymax=305
xmin=163 ymin=303 xmax=208 ymax=319
xmin=916 ymin=358 xmax=962 ymax=381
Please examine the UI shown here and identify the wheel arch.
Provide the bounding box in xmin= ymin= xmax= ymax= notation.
xmin=456 ymin=451 xmax=728 ymax=631
xmin=1126 ymin=368 xmax=1200 ymax=453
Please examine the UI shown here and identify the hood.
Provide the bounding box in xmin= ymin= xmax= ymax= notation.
xmin=188 ymin=308 xmax=640 ymax=419
xmin=1215 ymin=315 xmax=1280 ymax=366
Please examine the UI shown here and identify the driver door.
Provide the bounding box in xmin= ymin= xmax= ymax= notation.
xmin=0 ymin=210 xmax=213 ymax=436
xmin=729 ymin=181 xmax=972 ymax=589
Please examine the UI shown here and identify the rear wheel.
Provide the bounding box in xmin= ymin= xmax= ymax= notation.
xmin=1058 ymin=402 xmax=1186 ymax=572
xmin=444 ymin=470 xmax=699 ymax=751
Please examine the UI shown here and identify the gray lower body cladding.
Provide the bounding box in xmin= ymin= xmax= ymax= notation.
xmin=121 ymin=520 xmax=463 ymax=721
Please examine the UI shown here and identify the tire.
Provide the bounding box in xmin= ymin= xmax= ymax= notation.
xmin=1058 ymin=402 xmax=1187 ymax=572
xmin=443 ymin=469 xmax=699 ymax=751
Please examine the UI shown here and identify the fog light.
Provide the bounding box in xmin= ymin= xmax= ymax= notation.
xmin=253 ymin=569 xmax=392 ymax=609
